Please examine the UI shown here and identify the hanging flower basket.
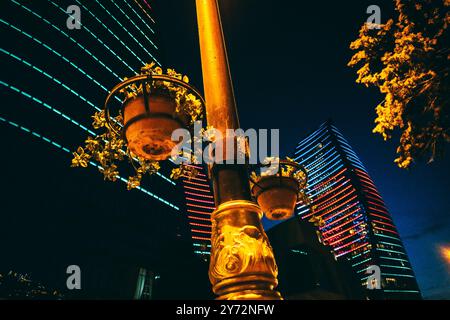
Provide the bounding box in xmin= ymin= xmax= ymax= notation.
xmin=105 ymin=63 xmax=205 ymax=161
xmin=250 ymin=158 xmax=308 ymax=220
xmin=71 ymin=63 xmax=203 ymax=191
xmin=123 ymin=93 xmax=182 ymax=160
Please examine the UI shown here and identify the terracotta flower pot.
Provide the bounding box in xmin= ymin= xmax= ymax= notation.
xmin=123 ymin=93 xmax=186 ymax=161
xmin=252 ymin=176 xmax=299 ymax=220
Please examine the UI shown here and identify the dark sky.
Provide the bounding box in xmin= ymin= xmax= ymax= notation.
xmin=153 ymin=0 xmax=450 ymax=298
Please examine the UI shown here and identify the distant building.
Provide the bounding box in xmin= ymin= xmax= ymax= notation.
xmin=291 ymin=120 xmax=421 ymax=299
xmin=134 ymin=268 xmax=155 ymax=300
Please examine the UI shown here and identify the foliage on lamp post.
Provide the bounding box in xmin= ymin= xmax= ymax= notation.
xmin=348 ymin=0 xmax=449 ymax=168
xmin=71 ymin=63 xmax=202 ymax=190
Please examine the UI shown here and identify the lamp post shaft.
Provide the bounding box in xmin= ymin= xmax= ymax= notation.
xmin=195 ymin=0 xmax=239 ymax=132
xmin=195 ymin=0 xmax=281 ymax=300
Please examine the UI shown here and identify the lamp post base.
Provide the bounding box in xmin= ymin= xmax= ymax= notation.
xmin=208 ymin=200 xmax=282 ymax=300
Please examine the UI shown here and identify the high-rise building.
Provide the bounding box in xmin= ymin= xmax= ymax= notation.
xmin=292 ymin=120 xmax=421 ymax=299
xmin=1 ymin=0 xmax=210 ymax=299
xmin=181 ymin=165 xmax=214 ymax=260
xmin=1 ymin=1 xmax=422 ymax=300
xmin=179 ymin=122 xmax=421 ymax=300
xmin=0 ymin=0 xmax=177 ymax=208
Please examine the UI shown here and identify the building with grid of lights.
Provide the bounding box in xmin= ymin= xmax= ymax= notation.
xmin=0 ymin=0 xmax=176 ymax=208
xmin=0 ymin=0 xmax=212 ymax=299
xmin=292 ymin=120 xmax=421 ymax=299
xmin=181 ymin=165 xmax=215 ymax=260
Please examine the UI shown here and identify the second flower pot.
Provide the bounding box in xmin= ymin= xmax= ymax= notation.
xmin=251 ymin=175 xmax=299 ymax=220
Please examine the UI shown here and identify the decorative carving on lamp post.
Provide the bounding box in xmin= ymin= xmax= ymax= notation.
xmin=208 ymin=200 xmax=280 ymax=300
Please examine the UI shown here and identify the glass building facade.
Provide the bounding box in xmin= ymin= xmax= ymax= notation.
xmin=1 ymin=1 xmax=213 ymax=299
xmin=0 ymin=0 xmax=179 ymax=209
xmin=179 ymin=121 xmax=422 ymax=300
xmin=1 ymin=1 xmax=421 ymax=300
xmin=293 ymin=120 xmax=421 ymax=299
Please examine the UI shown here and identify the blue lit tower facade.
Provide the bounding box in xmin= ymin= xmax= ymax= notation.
xmin=293 ymin=121 xmax=421 ymax=299
xmin=0 ymin=0 xmax=214 ymax=266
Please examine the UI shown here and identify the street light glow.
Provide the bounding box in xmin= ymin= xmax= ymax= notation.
xmin=439 ymin=245 xmax=450 ymax=265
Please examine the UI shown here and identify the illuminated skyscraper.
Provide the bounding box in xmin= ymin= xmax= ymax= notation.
xmin=1 ymin=1 xmax=422 ymax=299
xmin=0 ymin=0 xmax=175 ymax=207
xmin=293 ymin=120 xmax=421 ymax=299
xmin=181 ymin=165 xmax=214 ymax=260
xmin=1 ymin=0 xmax=211 ymax=299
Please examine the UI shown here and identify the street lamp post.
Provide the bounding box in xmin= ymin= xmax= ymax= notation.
xmin=195 ymin=0 xmax=282 ymax=300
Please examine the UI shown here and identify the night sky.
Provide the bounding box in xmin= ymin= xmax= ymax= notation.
xmin=153 ymin=0 xmax=450 ymax=298
xmin=0 ymin=0 xmax=449 ymax=299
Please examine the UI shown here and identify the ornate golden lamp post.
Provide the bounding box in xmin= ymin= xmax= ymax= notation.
xmin=73 ymin=0 xmax=303 ymax=300
xmin=195 ymin=0 xmax=281 ymax=300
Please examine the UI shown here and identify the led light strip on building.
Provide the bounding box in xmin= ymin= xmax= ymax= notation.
xmin=132 ymin=0 xmax=156 ymax=24
xmin=0 ymin=79 xmax=174 ymax=185
xmin=92 ymin=0 xmax=159 ymax=64
xmin=73 ymin=0 xmax=153 ymax=67
xmin=182 ymin=165 xmax=214 ymax=256
xmin=10 ymin=0 xmax=122 ymax=80
xmin=48 ymin=0 xmax=138 ymax=73
xmin=0 ymin=116 xmax=178 ymax=210
xmin=0 ymin=18 xmax=119 ymax=99
xmin=1 ymin=49 xmax=101 ymax=112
